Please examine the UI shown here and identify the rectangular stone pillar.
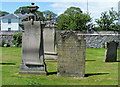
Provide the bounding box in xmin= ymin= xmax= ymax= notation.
xmin=20 ymin=21 xmax=47 ymax=74
xmin=57 ymin=31 xmax=86 ymax=77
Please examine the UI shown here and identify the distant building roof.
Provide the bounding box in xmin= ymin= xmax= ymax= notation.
xmin=0 ymin=13 xmax=29 ymax=19
xmin=15 ymin=13 xmax=29 ymax=19
xmin=0 ymin=14 xmax=19 ymax=19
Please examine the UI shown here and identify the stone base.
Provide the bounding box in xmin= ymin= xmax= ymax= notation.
xmin=19 ymin=71 xmax=47 ymax=75
xmin=19 ymin=63 xmax=47 ymax=75
xmin=44 ymin=53 xmax=58 ymax=60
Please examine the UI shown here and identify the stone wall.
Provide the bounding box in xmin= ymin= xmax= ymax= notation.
xmin=0 ymin=31 xmax=23 ymax=46
xmin=0 ymin=31 xmax=120 ymax=48
xmin=56 ymin=31 xmax=120 ymax=48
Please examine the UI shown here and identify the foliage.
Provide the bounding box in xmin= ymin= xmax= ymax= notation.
xmin=43 ymin=10 xmax=57 ymax=23
xmin=0 ymin=40 xmax=10 ymax=47
xmin=95 ymin=8 xmax=120 ymax=31
xmin=43 ymin=10 xmax=57 ymax=19
xmin=57 ymin=7 xmax=91 ymax=31
xmin=12 ymin=33 xmax=22 ymax=47
xmin=0 ymin=40 xmax=5 ymax=47
xmin=14 ymin=6 xmax=30 ymax=14
xmin=14 ymin=7 xmax=57 ymax=21
xmin=0 ymin=10 xmax=9 ymax=16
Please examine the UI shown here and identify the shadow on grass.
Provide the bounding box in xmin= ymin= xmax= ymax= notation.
xmin=0 ymin=63 xmax=16 ymax=65
xmin=85 ymin=73 xmax=109 ymax=77
xmin=85 ymin=60 xmax=96 ymax=62
xmin=47 ymin=72 xmax=109 ymax=77
xmin=47 ymin=72 xmax=57 ymax=75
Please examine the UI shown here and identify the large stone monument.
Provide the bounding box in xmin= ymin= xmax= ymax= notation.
xmin=57 ymin=31 xmax=86 ymax=77
xmin=19 ymin=3 xmax=47 ymax=74
xmin=105 ymin=41 xmax=119 ymax=62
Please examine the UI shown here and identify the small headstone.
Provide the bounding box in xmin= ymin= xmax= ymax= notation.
xmin=105 ymin=41 xmax=119 ymax=62
xmin=43 ymin=25 xmax=57 ymax=60
xmin=57 ymin=31 xmax=86 ymax=77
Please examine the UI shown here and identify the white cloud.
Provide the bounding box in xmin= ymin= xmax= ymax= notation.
xmin=49 ymin=1 xmax=119 ymax=20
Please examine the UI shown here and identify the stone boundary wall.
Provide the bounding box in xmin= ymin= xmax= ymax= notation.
xmin=0 ymin=31 xmax=120 ymax=48
xmin=0 ymin=31 xmax=23 ymax=46
xmin=56 ymin=31 xmax=120 ymax=48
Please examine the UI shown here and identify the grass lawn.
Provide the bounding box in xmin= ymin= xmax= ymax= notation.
xmin=1 ymin=47 xmax=119 ymax=85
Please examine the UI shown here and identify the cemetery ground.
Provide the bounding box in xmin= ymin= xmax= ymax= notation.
xmin=1 ymin=47 xmax=119 ymax=85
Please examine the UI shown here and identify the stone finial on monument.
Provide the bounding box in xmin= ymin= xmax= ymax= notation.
xmin=105 ymin=40 xmax=119 ymax=62
xmin=57 ymin=31 xmax=86 ymax=77
xmin=19 ymin=3 xmax=47 ymax=74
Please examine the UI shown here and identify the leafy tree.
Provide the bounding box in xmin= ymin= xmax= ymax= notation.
xmin=43 ymin=10 xmax=57 ymax=19
xmin=14 ymin=6 xmax=44 ymax=19
xmin=57 ymin=7 xmax=91 ymax=31
xmin=14 ymin=7 xmax=57 ymax=21
xmin=0 ymin=11 xmax=9 ymax=16
xmin=43 ymin=10 xmax=57 ymax=23
xmin=95 ymin=8 xmax=120 ymax=31
xmin=14 ymin=6 xmax=30 ymax=14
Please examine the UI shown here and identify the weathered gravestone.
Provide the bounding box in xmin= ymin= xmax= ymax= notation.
xmin=57 ymin=31 xmax=86 ymax=77
xmin=43 ymin=24 xmax=57 ymax=60
xmin=105 ymin=41 xmax=119 ymax=62
xmin=19 ymin=3 xmax=47 ymax=74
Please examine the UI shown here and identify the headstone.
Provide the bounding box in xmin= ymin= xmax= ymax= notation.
xmin=105 ymin=41 xmax=119 ymax=62
xmin=19 ymin=3 xmax=47 ymax=74
xmin=57 ymin=31 xmax=86 ymax=77
xmin=43 ymin=24 xmax=57 ymax=60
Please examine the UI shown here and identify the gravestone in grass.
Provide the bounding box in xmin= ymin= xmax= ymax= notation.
xmin=57 ymin=31 xmax=86 ymax=77
xmin=43 ymin=23 xmax=57 ymax=60
xmin=105 ymin=41 xmax=119 ymax=62
xmin=19 ymin=3 xmax=47 ymax=74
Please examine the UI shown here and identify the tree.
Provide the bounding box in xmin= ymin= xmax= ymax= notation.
xmin=43 ymin=10 xmax=57 ymax=23
xmin=0 ymin=11 xmax=9 ymax=16
xmin=43 ymin=10 xmax=57 ymax=19
xmin=14 ymin=6 xmax=44 ymax=19
xmin=95 ymin=8 xmax=119 ymax=31
xmin=57 ymin=7 xmax=91 ymax=31
xmin=14 ymin=6 xmax=30 ymax=14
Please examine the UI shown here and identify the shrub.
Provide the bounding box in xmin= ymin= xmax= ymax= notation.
xmin=12 ymin=33 xmax=22 ymax=47
xmin=0 ymin=40 xmax=6 ymax=47
xmin=0 ymin=40 xmax=11 ymax=47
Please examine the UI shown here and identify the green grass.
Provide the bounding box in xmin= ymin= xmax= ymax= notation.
xmin=1 ymin=47 xmax=119 ymax=85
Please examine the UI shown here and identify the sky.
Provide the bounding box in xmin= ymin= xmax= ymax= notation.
xmin=0 ymin=0 xmax=120 ymax=21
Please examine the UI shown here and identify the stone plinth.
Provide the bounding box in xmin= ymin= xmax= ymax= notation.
xmin=105 ymin=41 xmax=119 ymax=62
xmin=57 ymin=31 xmax=86 ymax=77
xmin=19 ymin=21 xmax=47 ymax=74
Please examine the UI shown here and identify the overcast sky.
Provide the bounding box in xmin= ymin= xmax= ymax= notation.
xmin=0 ymin=0 xmax=120 ymax=21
